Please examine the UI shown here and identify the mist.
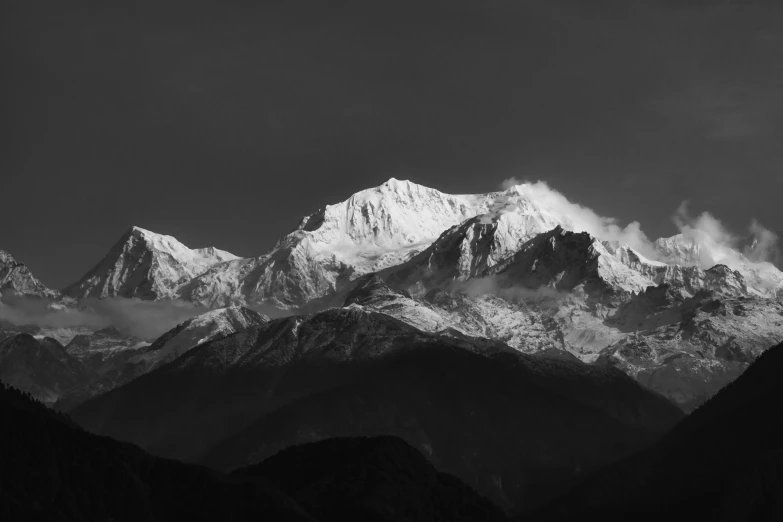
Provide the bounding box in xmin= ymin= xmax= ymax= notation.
xmin=501 ymin=177 xmax=657 ymax=259
xmin=0 ymin=293 xmax=209 ymax=340
xmin=673 ymin=202 xmax=781 ymax=270
xmin=449 ymin=276 xmax=567 ymax=307
xmin=501 ymin=177 xmax=782 ymax=279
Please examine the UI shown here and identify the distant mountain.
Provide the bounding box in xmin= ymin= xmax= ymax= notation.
xmin=133 ymin=305 xmax=268 ymax=365
xmin=0 ymin=334 xmax=93 ymax=405
xmin=0 ymin=250 xmax=60 ymax=299
xmin=72 ymin=307 xmax=682 ymax=512
xmin=63 ymin=226 xmax=237 ymax=300
xmin=531 ymin=340 xmax=783 ymax=521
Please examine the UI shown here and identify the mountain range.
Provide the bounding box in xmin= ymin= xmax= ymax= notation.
xmin=2 ymin=178 xmax=782 ymax=412
xmin=2 ymin=177 xmax=783 ymax=519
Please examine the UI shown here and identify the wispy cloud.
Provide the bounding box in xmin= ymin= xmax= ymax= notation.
xmin=0 ymin=295 xmax=208 ymax=340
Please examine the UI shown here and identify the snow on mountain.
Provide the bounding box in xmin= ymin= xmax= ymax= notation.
xmin=65 ymin=327 xmax=149 ymax=372
xmin=62 ymin=179 xmax=782 ymax=309
xmin=181 ymin=179 xmax=654 ymax=309
xmin=63 ymin=226 xmax=237 ymax=300
xmin=343 ymin=275 xmax=464 ymax=334
xmin=131 ymin=305 xmax=269 ymax=368
xmin=0 ymin=250 xmax=60 ymax=299
xmin=600 ymin=291 xmax=783 ymax=411
xmin=653 ymin=234 xmax=703 ymax=266
xmin=180 ymin=179 xmax=499 ymax=308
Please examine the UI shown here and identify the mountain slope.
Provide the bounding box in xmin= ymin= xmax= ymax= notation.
xmin=71 ymin=308 xmax=682 ymax=513
xmin=0 ymin=381 xmax=318 ymax=522
xmin=533 ymin=340 xmax=783 ymax=521
xmin=63 ymin=226 xmax=237 ymax=299
xmin=0 ymin=334 xmax=93 ymax=405
xmin=177 ymin=179 xmax=648 ymax=309
xmin=0 ymin=250 xmax=60 ymax=299
xmin=3 ymin=379 xmax=509 ymax=522
xmin=56 ymin=306 xmax=267 ymax=411
xmin=200 ymin=341 xmax=682 ymax=513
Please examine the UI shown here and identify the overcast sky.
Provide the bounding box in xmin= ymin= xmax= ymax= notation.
xmin=4 ymin=0 xmax=782 ymax=288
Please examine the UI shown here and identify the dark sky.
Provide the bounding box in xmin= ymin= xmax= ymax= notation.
xmin=4 ymin=0 xmax=783 ymax=289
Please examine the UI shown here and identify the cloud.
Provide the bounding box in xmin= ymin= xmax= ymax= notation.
xmin=0 ymin=295 xmax=209 ymax=340
xmin=500 ymin=176 xmax=529 ymax=190
xmin=498 ymin=178 xmax=781 ymax=294
xmin=744 ymin=219 xmax=780 ymax=265
xmin=499 ymin=177 xmax=657 ymax=259
xmin=670 ymin=203 xmax=782 ymax=294
xmin=450 ymin=277 xmax=565 ymax=305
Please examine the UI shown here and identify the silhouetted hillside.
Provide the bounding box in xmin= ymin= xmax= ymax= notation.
xmin=234 ymin=436 xmax=507 ymax=522
xmin=1 ymin=380 xmax=508 ymax=521
xmin=532 ymin=340 xmax=783 ymax=521
xmin=0 ymin=382 xmax=314 ymax=521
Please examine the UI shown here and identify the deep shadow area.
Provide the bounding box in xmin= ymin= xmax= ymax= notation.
xmin=530 ymin=340 xmax=783 ymax=521
xmin=0 ymin=379 xmax=506 ymax=521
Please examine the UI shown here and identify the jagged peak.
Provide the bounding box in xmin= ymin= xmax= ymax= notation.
xmin=129 ymin=225 xmax=153 ymax=236
xmin=0 ymin=249 xmax=17 ymax=263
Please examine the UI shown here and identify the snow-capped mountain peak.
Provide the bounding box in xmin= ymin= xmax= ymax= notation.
xmin=289 ymin=178 xmax=495 ymax=261
xmin=63 ymin=226 xmax=238 ymax=300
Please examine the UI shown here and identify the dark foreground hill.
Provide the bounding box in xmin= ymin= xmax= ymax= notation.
xmin=531 ymin=340 xmax=783 ymax=521
xmin=0 ymin=380 xmax=503 ymax=521
xmin=0 ymin=382 xmax=313 ymax=522
xmin=235 ymin=436 xmax=507 ymax=522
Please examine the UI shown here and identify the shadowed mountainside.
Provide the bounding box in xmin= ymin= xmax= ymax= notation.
xmin=1 ymin=380 xmax=504 ymax=522
xmin=531 ymin=340 xmax=783 ymax=521
xmin=71 ymin=308 xmax=682 ymax=513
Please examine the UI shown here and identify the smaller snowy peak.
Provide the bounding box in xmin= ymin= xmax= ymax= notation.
xmin=344 ymin=275 xmax=460 ymax=334
xmin=63 ymin=226 xmax=238 ymax=300
xmin=0 ymin=249 xmax=60 ymax=299
xmin=134 ymin=305 xmax=268 ymax=367
xmin=344 ymin=275 xmax=405 ymax=306
xmin=127 ymin=226 xmax=238 ymax=267
xmin=653 ymin=234 xmax=702 ymax=266
xmin=703 ymin=265 xmax=748 ymax=296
